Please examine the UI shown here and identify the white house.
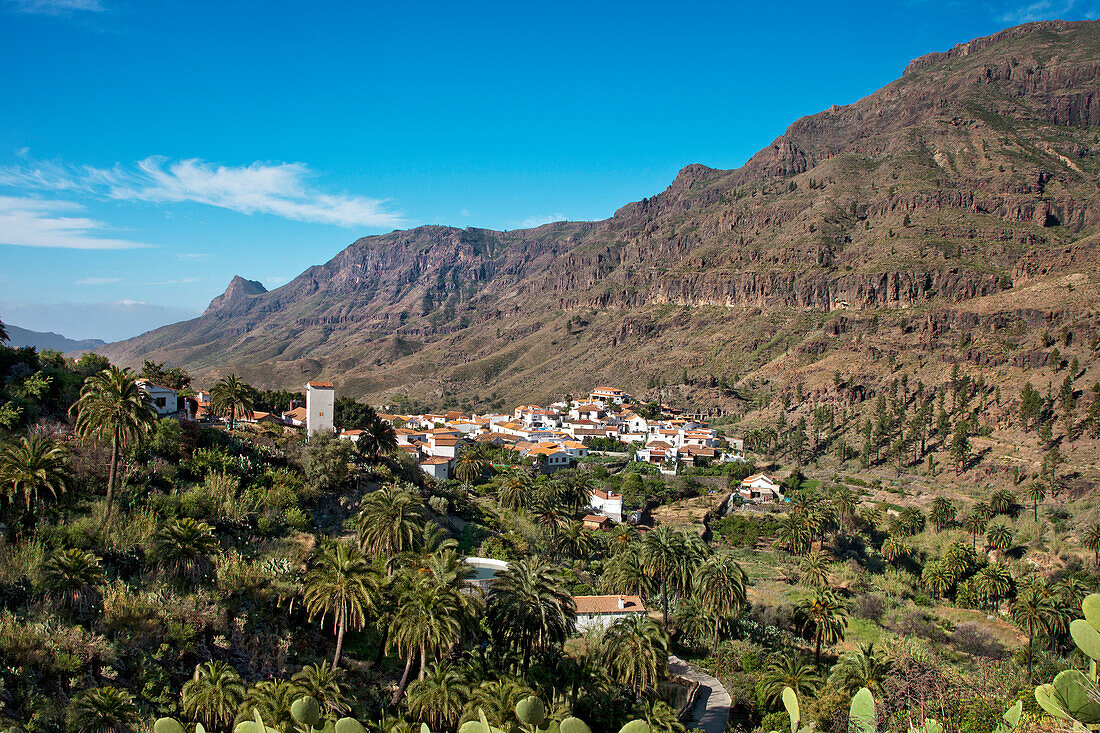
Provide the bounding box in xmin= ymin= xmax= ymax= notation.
xmin=739 ymin=473 xmax=783 ymax=503
xmin=573 ymin=595 xmax=647 ymax=631
xmin=589 ymin=489 xmax=623 ymax=523
xmin=136 ymin=379 xmax=178 ymax=418
xmin=306 ymin=382 xmax=334 ymax=437
xmin=420 ymin=457 xmax=452 ymax=481
xmin=588 ymin=387 xmax=632 ymax=405
xmin=282 ymin=406 xmax=307 ymax=427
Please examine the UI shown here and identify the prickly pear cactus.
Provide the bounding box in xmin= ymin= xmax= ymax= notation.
xmin=1036 ymin=592 xmax=1100 ymax=727
xmin=848 ymin=687 xmax=874 ymax=733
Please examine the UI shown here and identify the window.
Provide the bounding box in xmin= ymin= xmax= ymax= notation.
xmin=155 ymin=397 xmax=166 ymax=407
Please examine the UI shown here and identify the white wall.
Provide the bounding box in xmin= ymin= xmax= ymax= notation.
xmin=306 ymin=385 xmax=334 ymax=437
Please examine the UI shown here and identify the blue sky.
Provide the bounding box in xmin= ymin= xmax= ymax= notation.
xmin=1 ymin=0 xmax=1097 ymax=341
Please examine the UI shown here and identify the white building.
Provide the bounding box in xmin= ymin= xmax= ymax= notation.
xmin=589 ymin=489 xmax=623 ymax=523
xmin=739 ymin=473 xmax=783 ymax=503
xmin=573 ymin=595 xmax=647 ymax=630
xmin=588 ymin=387 xmax=632 ymax=405
xmin=306 ymin=381 xmax=334 ymax=437
xmin=136 ymin=379 xmax=178 ymax=418
xmin=420 ymin=457 xmax=452 ymax=481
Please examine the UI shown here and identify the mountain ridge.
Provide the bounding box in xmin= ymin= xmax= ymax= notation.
xmin=6 ymin=324 xmax=107 ymax=354
xmin=100 ymin=19 xmax=1100 ymax=411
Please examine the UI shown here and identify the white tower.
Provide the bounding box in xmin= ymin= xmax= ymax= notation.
xmin=306 ymin=381 xmax=334 ymax=437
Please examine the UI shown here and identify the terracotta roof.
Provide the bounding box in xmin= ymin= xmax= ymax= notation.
xmin=573 ymin=595 xmax=645 ymax=614
xmin=306 ymin=381 xmax=334 ymax=388
xmin=592 ymin=489 xmax=622 ymax=501
xmin=583 ymin=514 xmax=610 ymax=524
xmin=340 ymin=429 xmax=365 ymax=436
xmin=433 ymin=437 xmax=459 ymax=446
xmin=421 ymin=457 xmax=451 ymax=466
xmin=741 ymin=473 xmax=779 ymax=486
xmin=284 ymin=407 xmax=307 ymax=420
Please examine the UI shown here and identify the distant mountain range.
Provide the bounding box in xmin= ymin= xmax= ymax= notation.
xmin=100 ymin=20 xmax=1100 ymax=411
xmin=5 ymin=324 xmax=107 ymax=354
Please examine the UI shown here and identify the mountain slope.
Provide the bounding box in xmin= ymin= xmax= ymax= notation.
xmin=101 ymin=20 xmax=1100 ymax=410
xmin=6 ymin=324 xmax=107 ymax=353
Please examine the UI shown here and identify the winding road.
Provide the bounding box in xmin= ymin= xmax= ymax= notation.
xmin=669 ymin=654 xmax=731 ymax=733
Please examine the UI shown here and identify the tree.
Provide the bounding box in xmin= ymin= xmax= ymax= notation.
xmin=154 ymin=517 xmax=220 ymax=585
xmin=303 ymin=541 xmax=381 ymax=667
xmin=1020 ymin=382 xmax=1042 ymax=430
xmin=798 ymin=553 xmax=830 ymax=589
xmin=950 ymin=417 xmax=971 ymax=474
xmin=963 ymin=510 xmax=988 ymax=551
xmin=453 ymin=447 xmax=488 ymax=493
xmin=486 ymin=557 xmax=575 ymax=672
xmin=990 ymin=489 xmax=1017 ymax=516
xmin=1083 ymin=523 xmax=1100 ymax=566
xmin=1012 ymin=588 xmax=1051 ymax=682
xmin=1042 ymin=446 xmax=1064 ymax=495
xmin=0 ymin=434 xmax=70 ymax=517
xmin=985 ymin=523 xmax=1013 ymax=553
xmin=71 ymin=365 xmax=157 ymax=520
xmin=43 ymin=547 xmax=106 ymax=616
xmin=921 ymin=561 xmax=952 ymax=599
xmin=354 ymin=410 xmax=398 ymax=463
xmin=642 ymin=524 xmax=708 ymax=630
xmin=357 ymin=484 xmax=425 ymax=563
xmin=303 ymin=431 xmax=354 ymax=491
xmin=602 ymin=615 xmax=670 ymax=694
xmin=388 ymin=568 xmax=466 ymax=705
xmin=406 ymin=662 xmax=468 ymax=730
xmin=929 ymin=497 xmax=956 ymax=531
xmin=761 ymin=653 xmax=823 ymax=707
xmin=974 ymin=563 xmax=1014 ymax=611
xmin=880 ymin=536 xmax=908 ymax=563
xmin=776 ymin=512 xmax=813 ymax=556
xmin=291 ymin=661 xmax=350 ymax=718
xmin=210 ymin=373 xmax=255 ymax=430
xmin=181 ymin=661 xmax=245 ymax=731
xmin=694 ymin=554 xmax=747 ymax=654
xmin=0 ymin=317 xmax=7 ymax=343
xmin=1025 ymin=481 xmax=1046 ymax=523
xmin=601 ymin=543 xmax=654 ymax=597
xmin=497 ymin=468 xmax=533 ymax=510
xmin=237 ymin=680 xmax=296 ymax=730
xmin=795 ymin=587 xmax=848 ymax=665
xmin=827 ymin=642 xmax=892 ymax=695
xmin=68 ymin=686 xmax=139 ymax=733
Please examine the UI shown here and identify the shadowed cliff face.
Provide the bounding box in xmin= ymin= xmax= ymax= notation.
xmin=101 ymin=20 xmax=1100 ymax=403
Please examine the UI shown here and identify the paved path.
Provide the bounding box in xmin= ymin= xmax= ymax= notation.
xmin=669 ymin=654 xmax=731 ymax=733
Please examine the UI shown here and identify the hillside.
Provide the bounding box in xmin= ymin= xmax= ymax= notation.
xmin=6 ymin=323 xmax=107 ymax=353
xmin=101 ymin=20 xmax=1100 ymax=415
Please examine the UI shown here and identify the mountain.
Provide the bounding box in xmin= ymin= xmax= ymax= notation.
xmin=6 ymin=324 xmax=107 ymax=354
xmin=101 ymin=20 xmax=1100 ymax=412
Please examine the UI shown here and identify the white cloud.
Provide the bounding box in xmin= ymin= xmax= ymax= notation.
xmin=77 ymin=276 xmax=122 ymax=285
xmin=13 ymin=0 xmax=104 ymax=14
xmin=0 ymin=196 xmax=150 ymax=249
xmin=0 ymin=156 xmax=404 ymax=228
xmin=145 ymin=276 xmax=200 ymax=286
xmin=518 ymin=213 xmax=566 ymax=228
xmin=997 ymin=0 xmax=1097 ymax=22
xmin=176 ymin=252 xmax=209 ymax=262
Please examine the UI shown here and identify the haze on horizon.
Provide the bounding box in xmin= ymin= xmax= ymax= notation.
xmin=1 ymin=0 xmax=1098 ymax=342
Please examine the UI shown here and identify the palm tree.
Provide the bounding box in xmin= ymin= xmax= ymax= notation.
xmin=643 ymin=524 xmax=708 ymax=630
xmin=69 ymin=686 xmax=139 ymax=732
xmin=486 ymin=557 xmax=575 ymax=672
xmin=974 ymin=563 xmax=1014 ymax=611
xmin=798 ymin=553 xmax=830 ymax=589
xmin=827 ymin=643 xmax=891 ymax=695
xmin=601 ymin=543 xmax=654 ymax=597
xmin=795 ymin=587 xmax=848 ymax=666
xmin=406 ymin=662 xmax=468 ymax=730
xmin=71 ymin=365 xmax=157 ymax=520
xmin=210 ymin=374 xmax=255 ymax=430
xmin=761 ymin=653 xmax=823 ymax=707
xmin=963 ymin=511 xmax=988 ymax=551
xmin=43 ymin=547 xmax=106 ymax=615
xmin=694 ymin=554 xmax=747 ymax=654
xmin=388 ymin=569 xmax=465 ymax=706
xmin=1012 ymin=588 xmax=1051 ymax=682
xmin=601 ymin=614 xmax=669 ymax=695
xmin=0 ymin=317 xmax=7 ymax=343
xmin=461 ymin=680 xmax=536 ymax=729
xmin=985 ymin=523 xmax=1013 ymax=553
xmin=880 ymin=536 xmax=908 ymax=563
xmin=352 ymin=407 xmax=398 ymax=462
xmin=302 ymin=541 xmax=381 ymax=667
xmin=1084 ymin=523 xmax=1100 ymax=566
xmin=1025 ymin=481 xmax=1046 ymax=523
xmin=990 ymin=489 xmax=1016 ymax=516
xmin=557 ymin=520 xmax=596 ymax=560
xmin=497 ymin=468 xmax=533 ymax=510
xmin=357 ymin=484 xmax=425 ymax=562
xmin=634 ymin=698 xmax=687 ymax=733
xmin=237 ymin=680 xmax=296 ymax=730
xmin=181 ymin=661 xmax=245 ymax=731
xmin=943 ymin=542 xmax=977 ymax=582
xmin=930 ymin=497 xmax=956 ymax=530
xmin=776 ymin=512 xmax=813 ymax=556
xmin=0 ymin=434 xmax=71 ymax=515
xmin=453 ymin=447 xmax=488 ymax=493
xmin=291 ymin=661 xmax=350 ymax=717
xmin=154 ymin=517 xmax=220 ymax=584
xmin=921 ymin=561 xmax=952 ymax=599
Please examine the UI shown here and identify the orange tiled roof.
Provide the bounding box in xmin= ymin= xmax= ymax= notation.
xmin=307 ymin=381 xmax=334 ymax=388
xmin=573 ymin=594 xmax=645 ymax=614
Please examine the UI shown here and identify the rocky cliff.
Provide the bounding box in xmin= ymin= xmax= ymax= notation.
xmin=100 ymin=20 xmax=1100 ymax=409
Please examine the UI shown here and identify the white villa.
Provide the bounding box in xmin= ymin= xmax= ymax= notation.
xmin=573 ymin=595 xmax=648 ymax=630
xmin=589 ymin=488 xmax=623 ymax=523
xmin=739 ymin=473 xmax=783 ymax=503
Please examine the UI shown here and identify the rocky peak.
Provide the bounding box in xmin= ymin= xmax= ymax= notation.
xmin=204 ymin=276 xmax=268 ymax=317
